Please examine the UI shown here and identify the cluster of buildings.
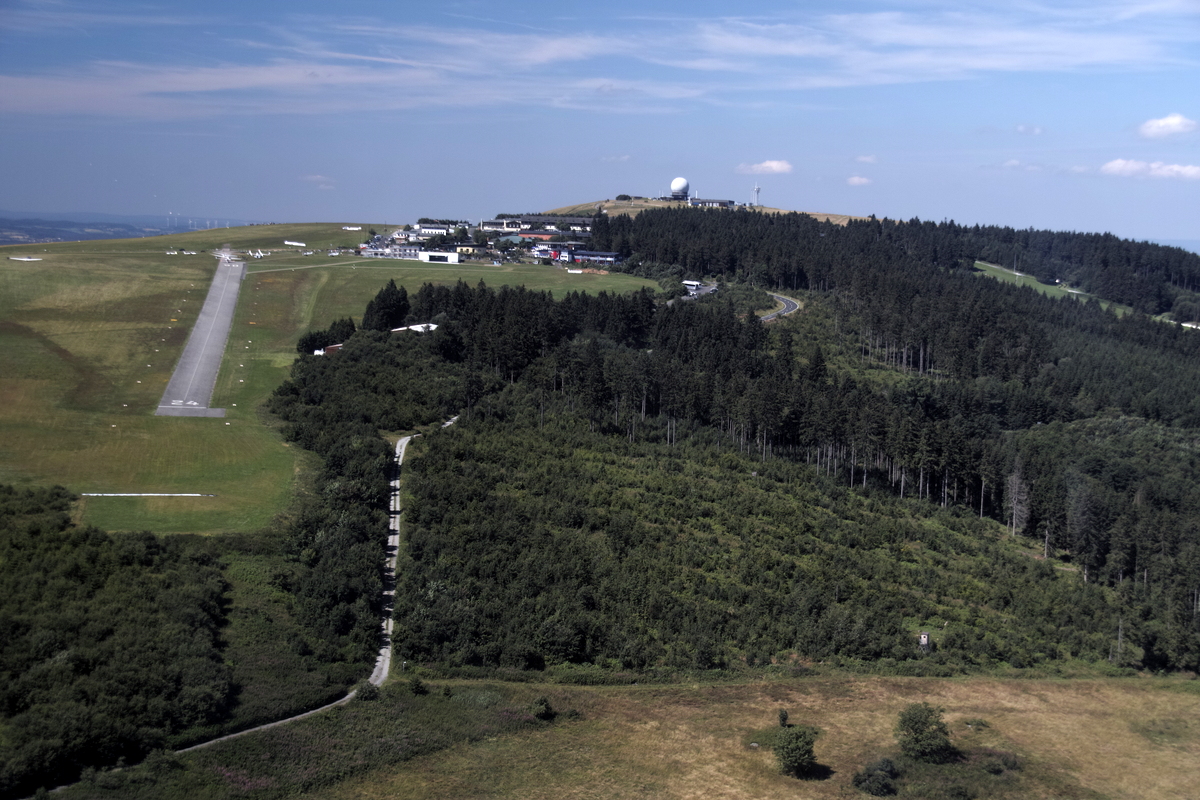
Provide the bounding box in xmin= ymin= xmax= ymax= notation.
xmin=358 ymin=214 xmax=623 ymax=266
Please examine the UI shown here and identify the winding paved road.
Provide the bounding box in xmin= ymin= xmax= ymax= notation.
xmin=762 ymin=292 xmax=800 ymax=321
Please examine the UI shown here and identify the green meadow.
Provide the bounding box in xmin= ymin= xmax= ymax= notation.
xmin=973 ymin=260 xmax=1132 ymax=315
xmin=0 ymin=224 xmax=655 ymax=534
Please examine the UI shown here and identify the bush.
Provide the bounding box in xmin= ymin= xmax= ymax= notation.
xmin=531 ymin=696 xmax=556 ymax=721
xmin=853 ymin=757 xmax=899 ymax=796
xmin=773 ymin=724 xmax=820 ymax=777
xmin=356 ymin=683 xmax=380 ymax=701
xmin=896 ymin=702 xmax=955 ymax=763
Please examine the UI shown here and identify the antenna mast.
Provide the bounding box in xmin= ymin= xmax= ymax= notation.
xmin=754 ymin=183 xmax=761 ymax=206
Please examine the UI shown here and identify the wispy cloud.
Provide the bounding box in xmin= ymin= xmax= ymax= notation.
xmin=602 ymin=155 xmax=631 ymax=162
xmin=1002 ymin=159 xmax=1043 ymax=171
xmin=1016 ymin=124 xmax=1044 ymax=135
xmin=302 ymin=174 xmax=335 ymax=190
xmin=1139 ymin=113 xmax=1197 ymax=138
xmin=737 ymin=160 xmax=793 ymax=174
xmin=855 ymin=155 xmax=876 ymax=163
xmin=1101 ymin=158 xmax=1200 ymax=179
xmin=847 ymin=176 xmax=872 ymax=186
xmin=1 ymin=3 xmax=1195 ymax=119
xmin=0 ymin=0 xmax=203 ymax=33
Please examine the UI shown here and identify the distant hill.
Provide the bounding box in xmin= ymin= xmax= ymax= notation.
xmin=0 ymin=210 xmax=265 ymax=245
xmin=0 ymin=209 xmax=262 ymax=226
xmin=0 ymin=220 xmax=381 ymax=252
xmin=543 ymin=198 xmax=866 ymax=225
xmin=0 ymin=216 xmax=168 ymax=245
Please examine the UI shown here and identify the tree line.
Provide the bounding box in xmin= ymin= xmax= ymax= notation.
xmin=593 ymin=207 xmax=1200 ymax=316
xmin=0 ymin=486 xmax=230 ymax=797
xmin=272 ymin=265 xmax=1200 ymax=675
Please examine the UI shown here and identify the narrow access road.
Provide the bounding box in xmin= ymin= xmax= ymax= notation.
xmin=179 ymin=416 xmax=458 ymax=755
xmin=762 ymin=293 xmax=800 ymax=321
xmin=371 ymin=415 xmax=458 ymax=686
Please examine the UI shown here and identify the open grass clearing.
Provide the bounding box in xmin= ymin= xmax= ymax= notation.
xmin=973 ymin=261 xmax=1132 ymax=316
xmin=1 ymin=227 xmax=654 ymax=533
xmin=324 ymin=675 xmax=1199 ymax=800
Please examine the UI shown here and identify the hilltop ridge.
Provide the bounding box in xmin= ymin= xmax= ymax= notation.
xmin=544 ymin=197 xmax=866 ymax=225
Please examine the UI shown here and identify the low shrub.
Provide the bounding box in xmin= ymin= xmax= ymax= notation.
xmin=852 ymin=757 xmax=899 ymax=796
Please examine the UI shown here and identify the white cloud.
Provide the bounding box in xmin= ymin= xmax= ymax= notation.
xmin=1016 ymin=124 xmax=1043 ymax=135
xmin=847 ymin=176 xmax=871 ymax=186
xmin=1000 ymin=159 xmax=1044 ymax=172
xmin=855 ymin=155 xmax=876 ymax=163
xmin=1139 ymin=113 xmax=1197 ymax=138
xmin=301 ymin=174 xmax=335 ymax=190
xmin=737 ymin=160 xmax=793 ymax=174
xmin=0 ymin=4 xmax=1195 ymax=119
xmin=1101 ymin=158 xmax=1200 ymax=179
xmin=602 ymin=155 xmax=631 ymax=162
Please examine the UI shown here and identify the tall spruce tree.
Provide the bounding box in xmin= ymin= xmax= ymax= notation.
xmin=362 ymin=280 xmax=410 ymax=330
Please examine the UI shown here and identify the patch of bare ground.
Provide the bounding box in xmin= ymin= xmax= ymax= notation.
xmin=325 ymin=676 xmax=1200 ymax=800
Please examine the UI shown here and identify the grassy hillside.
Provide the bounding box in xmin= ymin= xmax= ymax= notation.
xmin=53 ymin=674 xmax=1200 ymax=799
xmin=330 ymin=676 xmax=1200 ymax=800
xmin=0 ymin=224 xmax=654 ymax=533
xmin=544 ymin=197 xmax=864 ymax=225
xmin=973 ymin=261 xmax=1133 ymax=316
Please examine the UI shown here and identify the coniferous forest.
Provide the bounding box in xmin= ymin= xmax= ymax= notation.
xmin=6 ymin=207 xmax=1200 ymax=796
xmin=271 ymin=208 xmax=1200 ymax=678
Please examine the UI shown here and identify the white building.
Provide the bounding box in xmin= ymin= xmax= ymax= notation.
xmin=418 ymin=251 xmax=460 ymax=264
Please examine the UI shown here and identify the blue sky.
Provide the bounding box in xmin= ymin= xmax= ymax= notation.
xmin=1 ymin=0 xmax=1197 ymax=241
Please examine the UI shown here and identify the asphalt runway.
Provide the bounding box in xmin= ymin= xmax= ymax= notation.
xmin=155 ymin=251 xmax=245 ymax=417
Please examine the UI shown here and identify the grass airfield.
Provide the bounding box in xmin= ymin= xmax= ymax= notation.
xmin=0 ymin=223 xmax=654 ymax=533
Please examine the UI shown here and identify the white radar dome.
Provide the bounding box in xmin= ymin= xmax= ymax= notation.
xmin=670 ymin=177 xmax=690 ymax=195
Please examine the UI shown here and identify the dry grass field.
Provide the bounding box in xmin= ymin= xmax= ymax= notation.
xmin=324 ymin=675 xmax=1200 ymax=800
